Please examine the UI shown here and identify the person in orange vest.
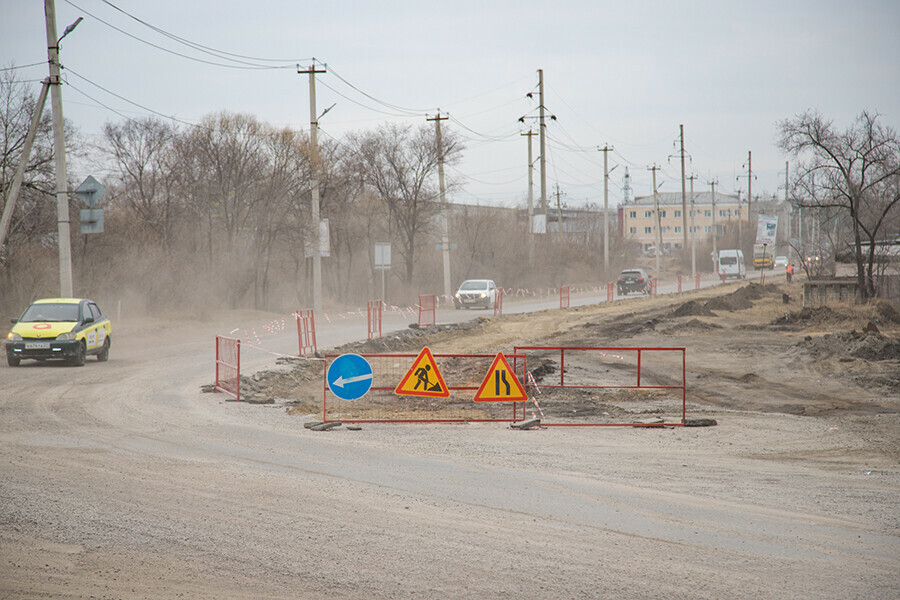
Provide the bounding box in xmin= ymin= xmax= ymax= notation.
xmin=786 ymin=263 xmax=794 ymax=283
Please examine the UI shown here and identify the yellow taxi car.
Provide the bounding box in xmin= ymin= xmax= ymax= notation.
xmin=6 ymin=298 xmax=111 ymax=367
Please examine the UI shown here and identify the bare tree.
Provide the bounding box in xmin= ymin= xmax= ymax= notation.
xmin=347 ymin=122 xmax=462 ymax=285
xmin=778 ymin=110 xmax=900 ymax=298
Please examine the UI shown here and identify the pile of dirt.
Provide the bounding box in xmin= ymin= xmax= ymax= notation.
xmin=660 ymin=319 xmax=723 ymax=334
xmin=704 ymin=283 xmax=776 ymax=311
xmin=672 ymin=300 xmax=716 ymax=317
xmin=797 ymin=329 xmax=900 ymax=361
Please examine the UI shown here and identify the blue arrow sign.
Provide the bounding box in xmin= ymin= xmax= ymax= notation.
xmin=327 ymin=354 xmax=373 ymax=401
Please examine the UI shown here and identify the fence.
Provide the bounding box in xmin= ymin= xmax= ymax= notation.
xmin=493 ymin=287 xmax=504 ymax=316
xmin=215 ymin=336 xmax=241 ymax=401
xmin=418 ymin=294 xmax=436 ymax=326
xmin=607 ymin=282 xmax=614 ymax=302
xmin=322 ymin=352 xmax=527 ymax=423
xmin=367 ymin=300 xmax=383 ymax=339
xmin=295 ymin=309 xmax=317 ymax=356
xmin=514 ymin=345 xmax=686 ymax=426
xmin=560 ymin=285 xmax=570 ymax=309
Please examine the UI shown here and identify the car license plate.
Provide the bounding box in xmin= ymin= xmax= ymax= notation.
xmin=25 ymin=342 xmax=50 ymax=350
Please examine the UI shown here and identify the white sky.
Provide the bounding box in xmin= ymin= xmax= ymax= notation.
xmin=3 ymin=0 xmax=899 ymax=209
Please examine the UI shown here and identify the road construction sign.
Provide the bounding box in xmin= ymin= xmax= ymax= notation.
xmin=394 ymin=346 xmax=449 ymax=398
xmin=473 ymin=352 xmax=528 ymax=402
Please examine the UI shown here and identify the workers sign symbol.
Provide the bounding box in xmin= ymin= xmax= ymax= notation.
xmin=394 ymin=346 xmax=450 ymax=398
xmin=473 ymin=352 xmax=528 ymax=402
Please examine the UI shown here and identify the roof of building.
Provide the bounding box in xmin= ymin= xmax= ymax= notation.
xmin=628 ymin=191 xmax=739 ymax=207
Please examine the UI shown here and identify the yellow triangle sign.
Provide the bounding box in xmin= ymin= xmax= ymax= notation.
xmin=473 ymin=352 xmax=528 ymax=402
xmin=394 ymin=346 xmax=450 ymax=398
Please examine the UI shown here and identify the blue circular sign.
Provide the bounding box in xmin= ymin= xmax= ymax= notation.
xmin=327 ymin=354 xmax=374 ymax=401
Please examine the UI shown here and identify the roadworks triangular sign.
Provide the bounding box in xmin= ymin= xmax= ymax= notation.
xmin=394 ymin=346 xmax=450 ymax=398
xmin=473 ymin=352 xmax=528 ymax=402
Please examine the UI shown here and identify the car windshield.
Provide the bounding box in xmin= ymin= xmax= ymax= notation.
xmin=459 ymin=281 xmax=488 ymax=291
xmin=620 ymin=271 xmax=642 ymax=277
xmin=20 ymin=303 xmax=80 ymax=322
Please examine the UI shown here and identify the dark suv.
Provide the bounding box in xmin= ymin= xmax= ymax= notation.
xmin=616 ymin=269 xmax=651 ymax=295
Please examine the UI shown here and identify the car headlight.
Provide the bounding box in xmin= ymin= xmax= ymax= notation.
xmin=56 ymin=331 xmax=76 ymax=341
xmin=479 ymin=292 xmax=486 ymax=298
xmin=7 ymin=332 xmax=22 ymax=341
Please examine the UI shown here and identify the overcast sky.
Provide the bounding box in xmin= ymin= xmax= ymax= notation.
xmin=3 ymin=0 xmax=899 ymax=209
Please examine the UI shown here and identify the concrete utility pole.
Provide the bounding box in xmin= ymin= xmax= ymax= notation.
xmin=45 ymin=0 xmax=76 ymax=297
xmin=679 ymin=124 xmax=688 ymax=254
xmin=1 ymin=79 xmax=50 ymax=251
xmin=649 ymin=164 xmax=662 ymax=278
xmin=687 ymin=173 xmax=698 ymax=278
xmin=710 ymin=179 xmax=718 ymax=261
xmin=737 ymin=189 xmax=743 ymax=243
xmin=521 ymin=129 xmax=536 ymax=261
xmin=538 ymin=69 xmax=547 ymax=217
xmin=554 ymin=184 xmax=563 ymax=231
xmin=427 ymin=111 xmax=451 ymax=299
xmin=746 ymin=150 xmax=752 ymax=239
xmin=298 ymin=62 xmax=326 ymax=317
xmin=599 ymin=144 xmax=612 ymax=270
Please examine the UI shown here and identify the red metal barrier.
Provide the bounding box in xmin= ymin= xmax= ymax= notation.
xmin=695 ymin=273 xmax=701 ymax=290
xmin=677 ymin=275 xmax=683 ymax=293
xmin=322 ymin=352 xmax=527 ymax=423
xmin=649 ymin=279 xmax=658 ymax=295
xmin=417 ymin=294 xmax=436 ymax=327
xmin=295 ymin=309 xmax=317 ymax=356
xmin=607 ymin=282 xmax=614 ymax=302
xmin=367 ymin=299 xmax=383 ymax=339
xmin=493 ymin=288 xmax=504 ymax=316
xmin=215 ymin=336 xmax=240 ymax=401
xmin=560 ymin=285 xmax=570 ymax=309
xmin=514 ymin=345 xmax=686 ymax=426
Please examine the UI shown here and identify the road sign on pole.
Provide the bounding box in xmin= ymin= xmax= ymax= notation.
xmin=327 ymin=354 xmax=374 ymax=401
xmin=75 ymin=175 xmax=106 ymax=208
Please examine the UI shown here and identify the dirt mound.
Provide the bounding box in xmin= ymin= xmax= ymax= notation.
xmin=771 ymin=306 xmax=841 ymax=329
xmin=798 ymin=330 xmax=900 ymax=361
xmin=703 ymin=283 xmax=776 ymax=312
xmin=673 ymin=300 xmax=716 ymax=317
xmin=660 ymin=319 xmax=722 ymax=334
xmin=873 ymin=299 xmax=900 ymax=324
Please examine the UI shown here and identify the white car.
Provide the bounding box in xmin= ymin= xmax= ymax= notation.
xmin=773 ymin=256 xmax=788 ymax=270
xmin=453 ymin=279 xmax=497 ymax=309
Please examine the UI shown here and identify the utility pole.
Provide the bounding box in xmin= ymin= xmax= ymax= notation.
xmin=599 ymin=144 xmax=612 ymax=270
xmin=538 ymin=69 xmax=547 ymax=218
xmin=298 ymin=62 xmax=326 ymax=317
xmin=746 ymin=150 xmax=752 ymax=246
xmin=427 ymin=111 xmax=452 ymax=299
xmin=687 ymin=173 xmax=698 ymax=278
xmin=45 ymin=0 xmax=75 ymax=297
xmin=679 ymin=124 xmax=688 ymax=254
xmin=736 ymin=189 xmax=743 ymax=243
xmin=1 ymin=79 xmax=50 ymax=250
xmin=554 ymin=184 xmax=563 ymax=231
xmin=648 ymin=164 xmax=662 ymax=278
xmin=521 ymin=129 xmax=536 ymax=262
xmin=710 ymin=179 xmax=718 ymax=262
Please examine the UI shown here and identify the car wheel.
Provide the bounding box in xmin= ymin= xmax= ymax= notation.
xmin=7 ymin=354 xmax=20 ymax=367
xmin=71 ymin=342 xmax=86 ymax=367
xmin=97 ymin=337 xmax=110 ymax=362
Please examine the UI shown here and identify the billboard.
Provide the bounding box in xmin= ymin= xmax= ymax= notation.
xmin=756 ymin=215 xmax=778 ymax=245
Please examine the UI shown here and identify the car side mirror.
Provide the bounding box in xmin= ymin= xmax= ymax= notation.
xmin=10 ymin=318 xmax=17 ymax=324
xmin=83 ymin=316 xmax=94 ymax=324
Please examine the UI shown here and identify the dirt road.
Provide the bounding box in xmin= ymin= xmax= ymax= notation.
xmin=1 ymin=282 xmax=898 ymax=599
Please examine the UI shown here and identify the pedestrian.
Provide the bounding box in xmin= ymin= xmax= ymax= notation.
xmin=786 ymin=263 xmax=794 ymax=283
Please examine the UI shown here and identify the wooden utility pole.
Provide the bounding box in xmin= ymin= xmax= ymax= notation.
xmin=45 ymin=0 xmax=75 ymax=297
xmin=599 ymin=144 xmax=612 ymax=270
xmin=427 ymin=111 xmax=451 ymax=299
xmin=679 ymin=124 xmax=688 ymax=254
xmin=298 ymin=62 xmax=326 ymax=317
xmin=648 ymin=164 xmax=662 ymax=277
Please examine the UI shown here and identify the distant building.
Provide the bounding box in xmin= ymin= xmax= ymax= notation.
xmin=622 ymin=191 xmax=741 ymax=253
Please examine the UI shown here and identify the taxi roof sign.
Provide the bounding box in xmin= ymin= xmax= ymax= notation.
xmin=394 ymin=346 xmax=450 ymax=398
xmin=473 ymin=352 xmax=528 ymax=402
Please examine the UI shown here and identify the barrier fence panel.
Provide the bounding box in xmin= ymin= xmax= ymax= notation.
xmin=607 ymin=282 xmax=614 ymax=302
xmin=650 ymin=279 xmax=658 ymax=295
xmin=367 ymin=300 xmax=383 ymax=339
xmin=215 ymin=336 xmax=241 ymax=401
xmin=560 ymin=285 xmax=570 ymax=309
xmin=677 ymin=275 xmax=683 ymax=293
xmin=323 ymin=353 xmax=527 ymax=423
xmin=514 ymin=346 xmax=686 ymax=426
xmin=295 ymin=309 xmax=317 ymax=356
xmin=695 ymin=273 xmax=701 ymax=290
xmin=493 ymin=288 xmax=504 ymax=316
xmin=417 ymin=294 xmax=436 ymax=327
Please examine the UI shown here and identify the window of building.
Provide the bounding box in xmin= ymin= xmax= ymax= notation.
xmin=629 ymin=211 xmax=637 ymax=218
xmin=659 ymin=210 xmax=666 ymax=218
xmin=629 ymin=227 xmax=636 ymax=234
xmin=674 ymin=226 xmax=681 ymax=233
xmin=704 ymin=210 xmax=711 ymax=217
xmin=644 ymin=226 xmax=652 ymax=234
xmin=704 ymin=226 xmax=711 ymax=233
xmin=719 ymin=209 xmax=727 ymax=217
xmin=644 ymin=210 xmax=652 ymax=218
xmin=674 ymin=210 xmax=681 ymax=218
